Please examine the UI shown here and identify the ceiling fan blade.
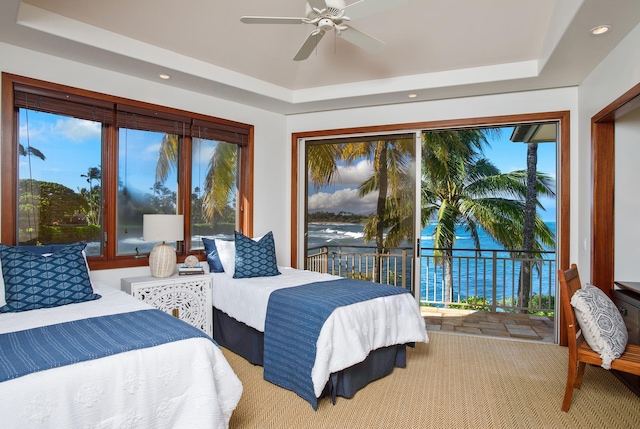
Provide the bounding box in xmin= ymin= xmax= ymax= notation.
xmin=240 ymin=16 xmax=306 ymax=24
xmin=343 ymin=0 xmax=408 ymax=20
xmin=338 ymin=25 xmax=385 ymax=53
xmin=307 ymin=0 xmax=328 ymax=11
xmin=294 ymin=30 xmax=325 ymax=61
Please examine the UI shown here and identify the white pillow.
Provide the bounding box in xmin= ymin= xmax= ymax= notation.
xmin=214 ymin=239 xmax=236 ymax=277
xmin=571 ymin=284 xmax=628 ymax=369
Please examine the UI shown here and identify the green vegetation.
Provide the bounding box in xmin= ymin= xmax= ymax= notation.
xmin=448 ymin=294 xmax=555 ymax=316
xmin=308 ymin=211 xmax=370 ymax=223
xmin=448 ymin=296 xmax=492 ymax=311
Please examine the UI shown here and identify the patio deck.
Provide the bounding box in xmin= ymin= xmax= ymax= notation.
xmin=422 ymin=307 xmax=555 ymax=343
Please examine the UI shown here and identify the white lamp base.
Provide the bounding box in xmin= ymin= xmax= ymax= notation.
xmin=149 ymin=243 xmax=177 ymax=277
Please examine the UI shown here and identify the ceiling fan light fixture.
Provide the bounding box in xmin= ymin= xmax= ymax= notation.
xmin=590 ymin=24 xmax=611 ymax=35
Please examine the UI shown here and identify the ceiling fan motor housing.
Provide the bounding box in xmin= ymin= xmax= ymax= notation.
xmin=318 ymin=18 xmax=335 ymax=31
xmin=305 ymin=0 xmax=346 ymax=19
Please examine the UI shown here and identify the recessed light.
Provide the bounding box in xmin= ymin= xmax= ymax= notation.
xmin=408 ymin=93 xmax=417 ymax=98
xmin=590 ymin=25 xmax=611 ymax=35
xmin=159 ymin=74 xmax=171 ymax=80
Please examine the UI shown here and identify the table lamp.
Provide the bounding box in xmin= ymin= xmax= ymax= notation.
xmin=143 ymin=214 xmax=184 ymax=277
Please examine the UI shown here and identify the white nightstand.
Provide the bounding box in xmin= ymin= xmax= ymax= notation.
xmin=121 ymin=273 xmax=212 ymax=336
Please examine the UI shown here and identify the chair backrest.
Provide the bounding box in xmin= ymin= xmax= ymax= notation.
xmin=558 ymin=264 xmax=585 ymax=353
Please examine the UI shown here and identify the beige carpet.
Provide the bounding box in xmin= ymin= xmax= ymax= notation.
xmin=223 ymin=332 xmax=639 ymax=429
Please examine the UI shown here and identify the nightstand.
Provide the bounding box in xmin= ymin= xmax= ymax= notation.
xmin=121 ymin=274 xmax=212 ymax=336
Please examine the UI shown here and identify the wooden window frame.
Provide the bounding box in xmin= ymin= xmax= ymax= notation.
xmin=1 ymin=73 xmax=253 ymax=270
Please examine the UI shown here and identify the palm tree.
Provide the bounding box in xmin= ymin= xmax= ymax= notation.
xmin=307 ymin=138 xmax=414 ymax=282
xmin=421 ymin=129 xmax=555 ymax=304
xmin=19 ymin=144 xmax=46 ymax=161
xmin=155 ymin=134 xmax=237 ymax=223
xmin=80 ymin=166 xmax=102 ymax=225
xmin=518 ymin=141 xmax=539 ymax=311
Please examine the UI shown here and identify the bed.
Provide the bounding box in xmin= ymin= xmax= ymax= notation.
xmin=0 ymin=243 xmax=242 ymax=428
xmin=209 ymin=233 xmax=429 ymax=409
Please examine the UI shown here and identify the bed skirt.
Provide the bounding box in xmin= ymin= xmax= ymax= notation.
xmin=213 ymin=307 xmax=407 ymax=403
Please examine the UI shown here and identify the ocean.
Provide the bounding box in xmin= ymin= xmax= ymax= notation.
xmin=307 ymin=221 xmax=557 ymax=304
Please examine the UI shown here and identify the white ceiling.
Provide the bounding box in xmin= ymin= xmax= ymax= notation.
xmin=1 ymin=0 xmax=639 ymax=114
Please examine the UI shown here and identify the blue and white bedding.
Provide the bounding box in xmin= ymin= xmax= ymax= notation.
xmin=0 ymin=283 xmax=242 ymax=429
xmin=264 ymin=278 xmax=414 ymax=409
xmin=211 ymin=267 xmax=428 ymax=401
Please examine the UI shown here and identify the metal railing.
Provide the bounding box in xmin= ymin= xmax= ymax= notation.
xmin=307 ymin=246 xmax=412 ymax=289
xmin=306 ymin=245 xmax=556 ymax=314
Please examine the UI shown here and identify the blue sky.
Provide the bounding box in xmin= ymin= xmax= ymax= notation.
xmin=308 ymin=127 xmax=557 ymax=222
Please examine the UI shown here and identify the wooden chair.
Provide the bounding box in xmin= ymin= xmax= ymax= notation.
xmin=558 ymin=264 xmax=640 ymax=411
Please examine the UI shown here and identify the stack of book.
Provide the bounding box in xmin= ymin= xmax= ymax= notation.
xmin=178 ymin=265 xmax=205 ymax=276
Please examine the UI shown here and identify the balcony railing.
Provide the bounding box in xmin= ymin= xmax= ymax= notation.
xmin=306 ymin=245 xmax=556 ymax=315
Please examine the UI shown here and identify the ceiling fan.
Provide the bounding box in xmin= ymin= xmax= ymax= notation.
xmin=240 ymin=0 xmax=407 ymax=61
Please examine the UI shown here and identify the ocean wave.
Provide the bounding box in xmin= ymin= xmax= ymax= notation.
xmin=420 ymin=235 xmax=467 ymax=240
xmin=315 ymin=228 xmax=364 ymax=239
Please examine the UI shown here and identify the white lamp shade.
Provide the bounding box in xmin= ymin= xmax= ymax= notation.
xmin=143 ymin=214 xmax=184 ymax=242
xmin=143 ymin=214 xmax=184 ymax=278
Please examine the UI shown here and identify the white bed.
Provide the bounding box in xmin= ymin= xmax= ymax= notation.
xmin=0 ymin=282 xmax=242 ymax=429
xmin=211 ymin=267 xmax=428 ymax=401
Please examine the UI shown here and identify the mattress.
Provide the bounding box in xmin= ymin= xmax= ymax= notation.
xmin=211 ymin=267 xmax=428 ymax=397
xmin=0 ymin=282 xmax=242 ymax=429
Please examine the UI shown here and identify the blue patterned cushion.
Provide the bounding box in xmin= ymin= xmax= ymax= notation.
xmin=0 ymin=242 xmax=100 ymax=313
xmin=202 ymin=238 xmax=225 ymax=273
xmin=571 ymin=284 xmax=628 ymax=369
xmin=233 ymin=231 xmax=280 ymax=279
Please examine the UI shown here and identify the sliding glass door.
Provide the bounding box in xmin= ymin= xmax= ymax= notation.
xmin=303 ymin=133 xmax=419 ymax=293
xmin=419 ymin=124 xmax=557 ymax=315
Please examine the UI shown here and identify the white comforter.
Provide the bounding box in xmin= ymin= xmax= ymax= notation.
xmin=211 ymin=267 xmax=428 ymax=397
xmin=0 ymin=283 xmax=242 ymax=429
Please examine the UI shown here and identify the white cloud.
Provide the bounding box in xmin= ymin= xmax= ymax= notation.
xmin=19 ymin=123 xmax=46 ymax=141
xmin=334 ymin=159 xmax=373 ymax=186
xmin=308 ymin=188 xmax=379 ymax=214
xmin=53 ymin=117 xmax=101 ymax=142
xmin=144 ymin=142 xmax=162 ymax=156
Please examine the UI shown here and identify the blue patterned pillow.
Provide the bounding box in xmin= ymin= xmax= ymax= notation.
xmin=0 ymin=242 xmax=100 ymax=313
xmin=233 ymin=231 xmax=280 ymax=279
xmin=202 ymin=238 xmax=225 ymax=273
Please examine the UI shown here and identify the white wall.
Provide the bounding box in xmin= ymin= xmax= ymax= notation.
xmin=615 ymin=108 xmax=640 ymax=281
xmin=577 ymin=22 xmax=640 ymax=283
xmin=0 ymin=42 xmax=289 ymax=289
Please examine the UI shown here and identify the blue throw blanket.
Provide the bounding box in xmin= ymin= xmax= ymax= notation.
xmin=0 ymin=309 xmax=213 ymax=383
xmin=263 ymin=278 xmax=410 ymax=410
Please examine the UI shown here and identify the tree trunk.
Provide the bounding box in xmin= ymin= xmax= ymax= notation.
xmin=443 ymin=251 xmax=454 ymax=306
xmin=374 ymin=143 xmax=388 ymax=283
xmin=518 ymin=142 xmax=538 ymax=312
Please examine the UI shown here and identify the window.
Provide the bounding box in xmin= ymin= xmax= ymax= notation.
xmin=2 ymin=73 xmax=253 ymax=269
